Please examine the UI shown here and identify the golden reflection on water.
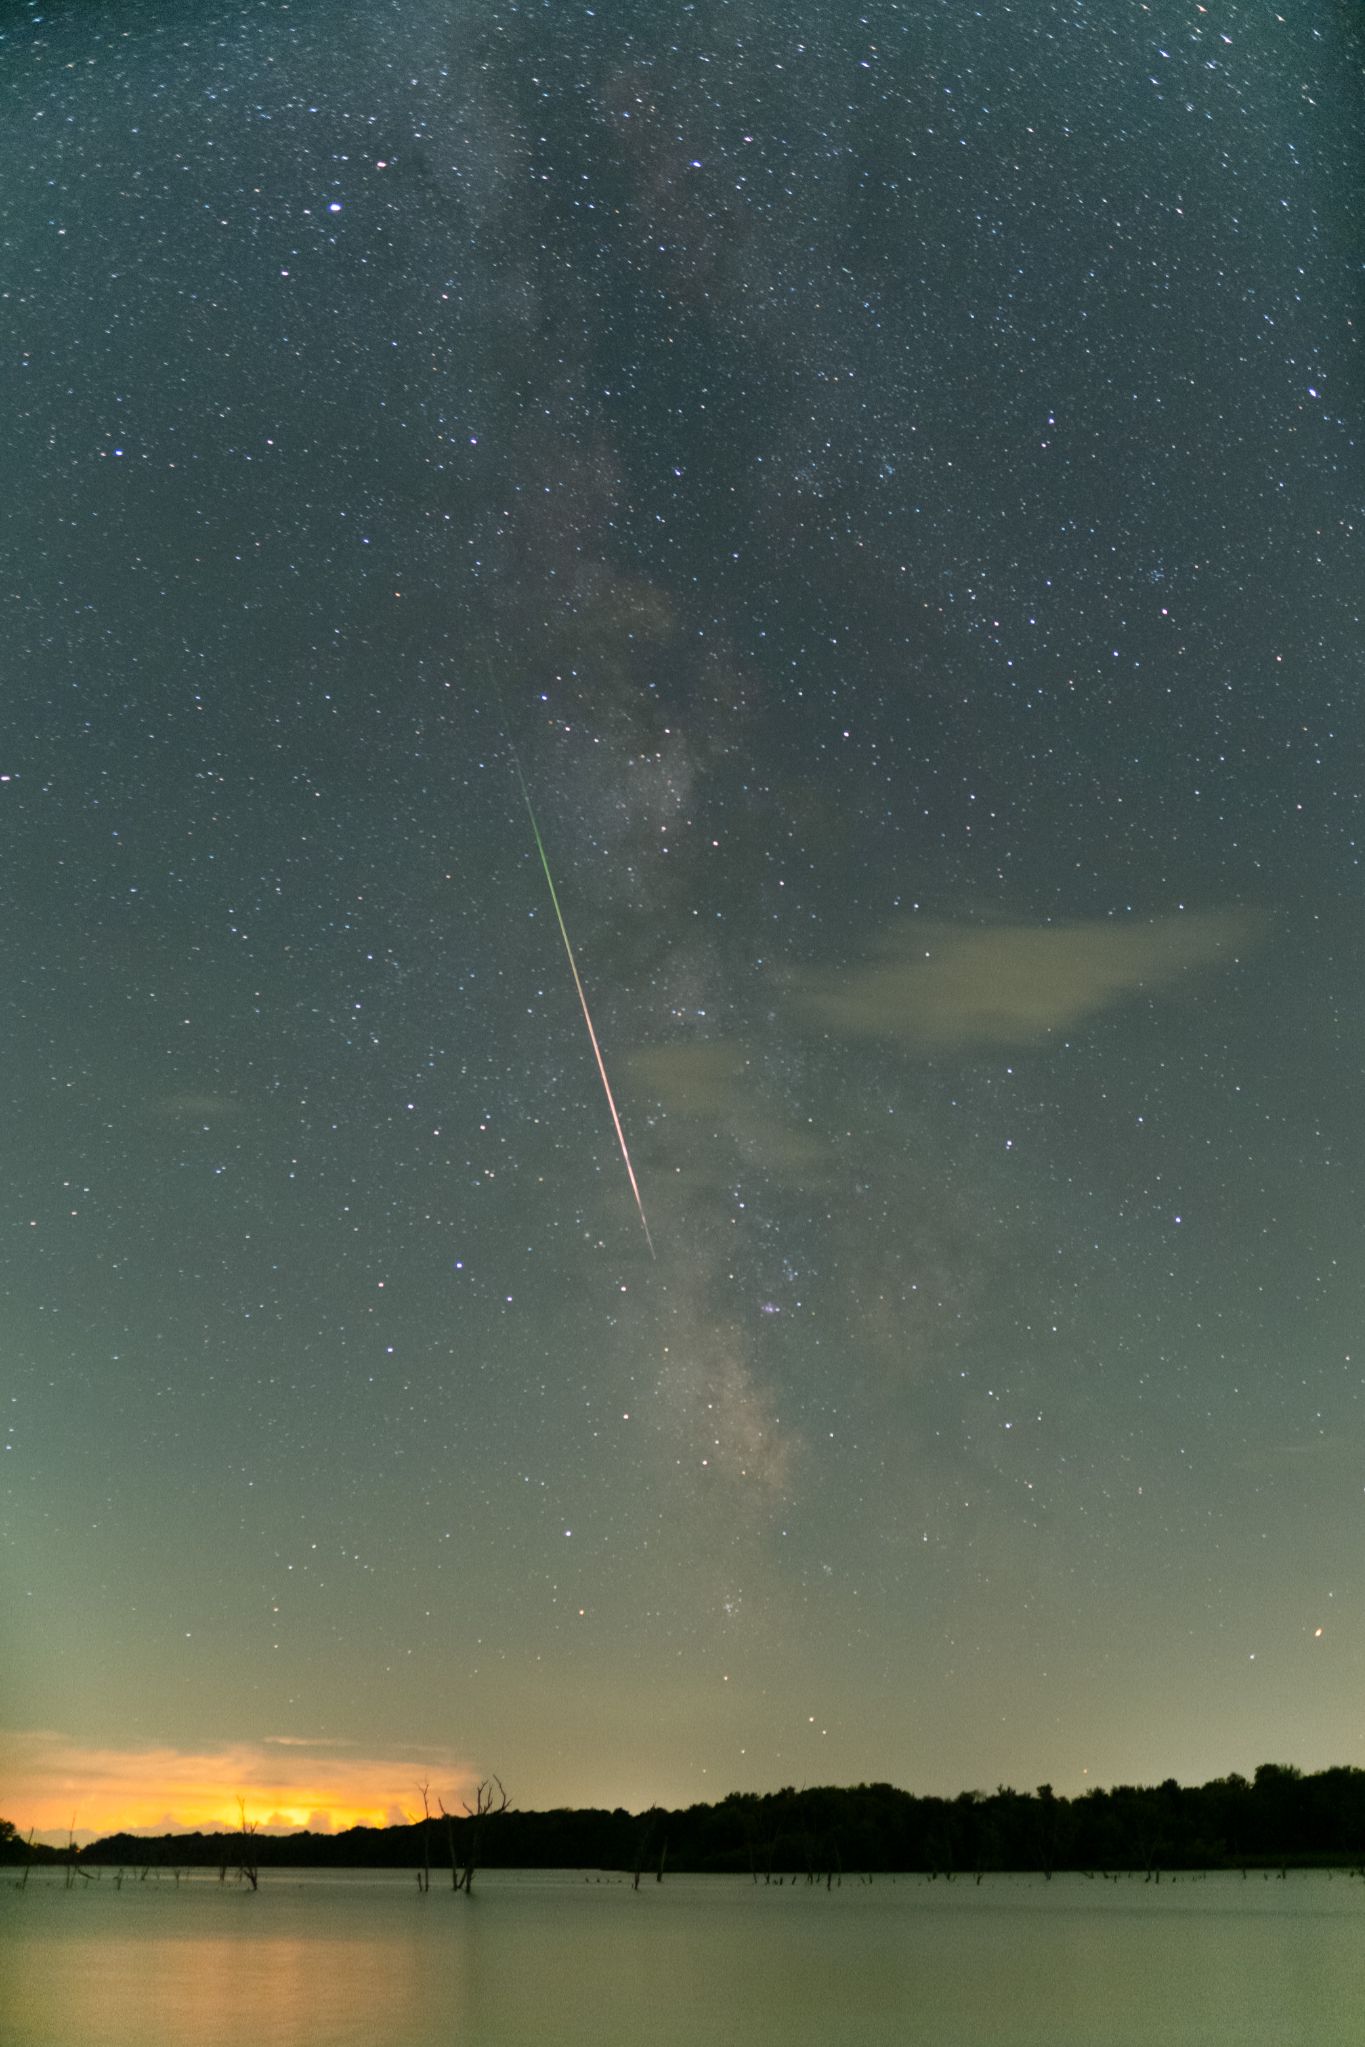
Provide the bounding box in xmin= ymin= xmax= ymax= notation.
xmin=4 ymin=1869 xmax=1364 ymax=2047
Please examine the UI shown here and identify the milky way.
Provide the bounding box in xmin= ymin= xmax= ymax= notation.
xmin=2 ymin=0 xmax=1360 ymax=1836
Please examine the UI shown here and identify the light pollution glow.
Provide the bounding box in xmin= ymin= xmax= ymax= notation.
xmin=6 ymin=1732 xmax=479 ymax=1842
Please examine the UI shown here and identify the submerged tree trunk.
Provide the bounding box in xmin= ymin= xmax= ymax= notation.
xmin=237 ymin=1798 xmax=259 ymax=1891
xmin=417 ymin=1781 xmax=432 ymax=1893
xmin=633 ymin=1808 xmax=660 ymax=1891
xmin=443 ymin=1806 xmax=463 ymax=1890
xmin=443 ymin=1777 xmax=510 ymax=1897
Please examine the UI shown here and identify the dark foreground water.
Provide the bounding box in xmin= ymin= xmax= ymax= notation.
xmin=4 ymin=1867 xmax=1362 ymax=2046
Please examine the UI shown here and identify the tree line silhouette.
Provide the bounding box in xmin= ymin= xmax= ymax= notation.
xmin=8 ymin=1764 xmax=1365 ymax=1878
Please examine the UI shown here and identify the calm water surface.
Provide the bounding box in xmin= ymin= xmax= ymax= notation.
xmin=4 ymin=1867 xmax=1362 ymax=2046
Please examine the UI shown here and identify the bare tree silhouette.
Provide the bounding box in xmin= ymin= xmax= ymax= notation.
xmin=236 ymin=1798 xmax=259 ymax=1891
xmin=416 ymin=1780 xmax=433 ymax=1892
xmin=440 ymin=1777 xmax=510 ymax=1895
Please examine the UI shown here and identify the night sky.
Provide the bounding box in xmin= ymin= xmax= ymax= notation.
xmin=3 ymin=0 xmax=1361 ymax=1839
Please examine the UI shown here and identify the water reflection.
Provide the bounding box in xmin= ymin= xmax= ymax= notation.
xmin=5 ymin=1869 xmax=1363 ymax=2047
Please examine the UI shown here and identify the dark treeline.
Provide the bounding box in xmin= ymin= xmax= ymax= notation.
xmin=13 ymin=1763 xmax=1365 ymax=1877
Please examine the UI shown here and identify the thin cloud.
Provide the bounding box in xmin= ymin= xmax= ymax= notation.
xmin=629 ymin=1041 xmax=752 ymax=1119
xmin=629 ymin=1040 xmax=829 ymax=1186
xmin=263 ymin=1734 xmax=356 ymax=1748
xmin=793 ymin=910 xmax=1263 ymax=1049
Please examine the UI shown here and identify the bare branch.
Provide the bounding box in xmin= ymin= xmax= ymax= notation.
xmin=236 ymin=1796 xmax=259 ymax=1891
xmin=453 ymin=1776 xmax=512 ymax=1893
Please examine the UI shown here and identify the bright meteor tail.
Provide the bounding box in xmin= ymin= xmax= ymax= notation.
xmin=509 ymin=751 xmax=656 ymax=1260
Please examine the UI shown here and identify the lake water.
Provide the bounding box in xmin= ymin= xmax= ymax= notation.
xmin=4 ymin=1867 xmax=1362 ymax=2046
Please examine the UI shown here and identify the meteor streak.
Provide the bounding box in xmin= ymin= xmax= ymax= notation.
xmin=508 ymin=750 xmax=656 ymax=1260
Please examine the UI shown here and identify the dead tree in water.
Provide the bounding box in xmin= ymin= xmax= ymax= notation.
xmin=632 ymin=1808 xmax=669 ymax=1889
xmin=63 ymin=1817 xmax=96 ymax=1890
xmin=416 ymin=1781 xmax=433 ymax=1892
xmin=440 ymin=1798 xmax=461 ymax=1890
xmin=441 ymin=1777 xmax=510 ymax=1895
xmin=236 ymin=1798 xmax=259 ymax=1891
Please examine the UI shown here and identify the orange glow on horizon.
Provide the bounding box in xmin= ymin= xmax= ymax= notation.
xmin=3 ymin=1731 xmax=477 ymax=1841
xmin=34 ymin=1792 xmax=396 ymax=1838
